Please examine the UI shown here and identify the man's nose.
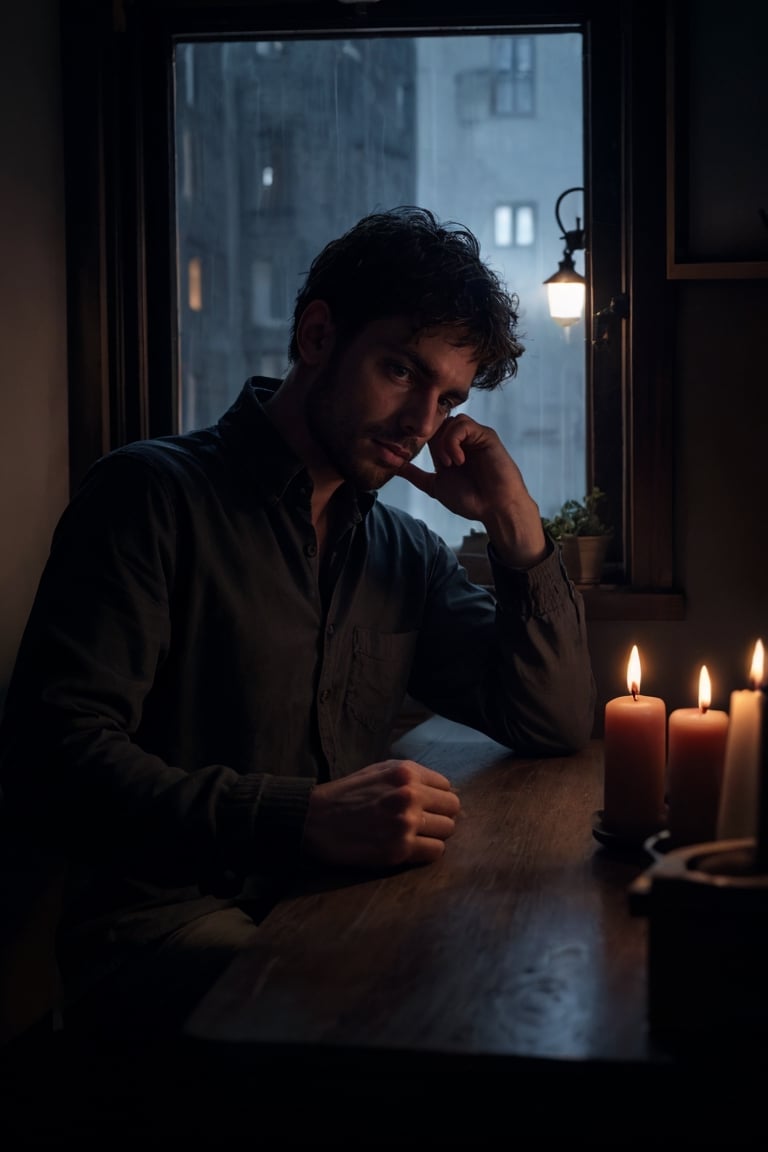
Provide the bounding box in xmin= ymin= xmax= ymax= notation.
xmin=398 ymin=391 xmax=441 ymax=439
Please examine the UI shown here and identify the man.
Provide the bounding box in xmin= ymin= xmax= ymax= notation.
xmin=0 ymin=206 xmax=595 ymax=1043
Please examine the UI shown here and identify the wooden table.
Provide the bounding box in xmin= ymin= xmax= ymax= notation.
xmin=183 ymin=717 xmax=763 ymax=1143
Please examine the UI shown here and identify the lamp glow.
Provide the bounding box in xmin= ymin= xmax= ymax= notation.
xmin=545 ymin=260 xmax=586 ymax=327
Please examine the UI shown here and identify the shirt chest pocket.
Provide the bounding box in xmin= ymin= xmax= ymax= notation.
xmin=345 ymin=627 xmax=419 ymax=733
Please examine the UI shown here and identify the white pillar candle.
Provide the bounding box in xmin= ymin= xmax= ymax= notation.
xmin=716 ymin=640 xmax=766 ymax=840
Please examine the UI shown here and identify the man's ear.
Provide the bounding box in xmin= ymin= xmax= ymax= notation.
xmin=295 ymin=299 xmax=336 ymax=365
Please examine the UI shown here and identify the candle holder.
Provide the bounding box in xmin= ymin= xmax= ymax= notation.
xmin=592 ymin=808 xmax=668 ymax=854
xmin=629 ymin=837 xmax=768 ymax=1036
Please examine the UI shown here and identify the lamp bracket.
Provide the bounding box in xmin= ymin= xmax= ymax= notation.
xmin=593 ymin=292 xmax=629 ymax=345
xmin=544 ymin=185 xmax=587 ymax=327
xmin=554 ymin=186 xmax=586 ymax=254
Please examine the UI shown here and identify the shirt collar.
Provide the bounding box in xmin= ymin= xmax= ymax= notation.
xmin=217 ymin=377 xmax=376 ymax=518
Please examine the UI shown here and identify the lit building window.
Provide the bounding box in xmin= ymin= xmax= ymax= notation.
xmin=494 ymin=203 xmax=536 ymax=247
xmin=494 ymin=205 xmax=513 ymax=246
xmin=516 ymin=204 xmax=535 ymax=245
xmin=188 ymin=257 xmax=203 ymax=311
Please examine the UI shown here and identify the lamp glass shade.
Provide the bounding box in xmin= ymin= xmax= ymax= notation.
xmin=546 ymin=279 xmax=586 ymax=327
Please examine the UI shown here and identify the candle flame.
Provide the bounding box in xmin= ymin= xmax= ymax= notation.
xmin=627 ymin=644 xmax=641 ymax=697
xmin=750 ymin=639 xmax=765 ymax=688
xmin=698 ymin=664 xmax=711 ymax=712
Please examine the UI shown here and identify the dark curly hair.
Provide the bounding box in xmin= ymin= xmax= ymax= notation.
xmin=289 ymin=206 xmax=524 ymax=389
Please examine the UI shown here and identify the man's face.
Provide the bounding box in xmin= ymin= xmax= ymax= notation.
xmin=304 ymin=315 xmax=478 ymax=490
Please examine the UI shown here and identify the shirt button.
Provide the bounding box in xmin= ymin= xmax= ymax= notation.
xmin=319 ymin=689 xmax=331 ymax=703
xmin=305 ymin=542 xmax=317 ymax=558
xmin=326 ymin=624 xmax=335 ymax=637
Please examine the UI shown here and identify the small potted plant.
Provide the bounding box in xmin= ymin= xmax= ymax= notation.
xmin=542 ymin=487 xmax=612 ymax=586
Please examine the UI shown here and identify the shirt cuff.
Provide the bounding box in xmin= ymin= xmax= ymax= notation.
xmin=219 ymin=772 xmax=315 ymax=877
xmin=489 ymin=536 xmax=578 ymax=618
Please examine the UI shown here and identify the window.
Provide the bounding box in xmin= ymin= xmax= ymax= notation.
xmin=60 ymin=0 xmax=678 ymax=615
xmin=173 ymin=32 xmax=583 ymax=547
xmin=250 ymin=259 xmax=288 ymax=327
xmin=491 ymin=35 xmax=535 ymax=116
xmin=455 ymin=35 xmax=535 ymax=124
xmin=494 ymin=203 xmax=536 ymax=248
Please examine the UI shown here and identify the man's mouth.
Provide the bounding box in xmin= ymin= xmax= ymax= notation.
xmin=371 ymin=439 xmax=413 ymax=468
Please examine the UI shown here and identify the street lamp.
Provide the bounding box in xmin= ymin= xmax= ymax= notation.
xmin=543 ymin=186 xmax=586 ymax=328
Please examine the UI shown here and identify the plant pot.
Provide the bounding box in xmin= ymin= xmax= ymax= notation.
xmin=559 ymin=534 xmax=609 ymax=586
xmin=456 ymin=530 xmax=491 ymax=585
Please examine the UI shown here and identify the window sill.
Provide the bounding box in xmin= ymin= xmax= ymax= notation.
xmin=576 ymin=586 xmax=686 ymax=621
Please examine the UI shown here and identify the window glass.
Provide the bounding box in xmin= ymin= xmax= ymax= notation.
xmin=516 ymin=205 xmax=535 ymax=246
xmin=494 ymin=205 xmax=513 ymax=247
xmin=174 ymin=32 xmax=584 ymax=548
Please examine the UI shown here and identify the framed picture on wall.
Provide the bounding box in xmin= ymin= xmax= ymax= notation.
xmin=666 ymin=0 xmax=768 ymax=279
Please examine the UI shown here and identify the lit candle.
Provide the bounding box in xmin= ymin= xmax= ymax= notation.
xmin=603 ymin=644 xmax=667 ymax=837
xmin=716 ymin=639 xmax=766 ymax=840
xmin=666 ymin=665 xmax=730 ymax=846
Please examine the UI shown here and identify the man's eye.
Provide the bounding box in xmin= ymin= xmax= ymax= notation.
xmin=439 ymin=396 xmax=464 ymax=414
xmin=389 ymin=362 xmax=412 ymax=381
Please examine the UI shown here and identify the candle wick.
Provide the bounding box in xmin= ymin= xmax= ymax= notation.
xmin=631 ymin=688 xmax=638 ymax=701
xmin=701 ymin=703 xmax=709 ymax=715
